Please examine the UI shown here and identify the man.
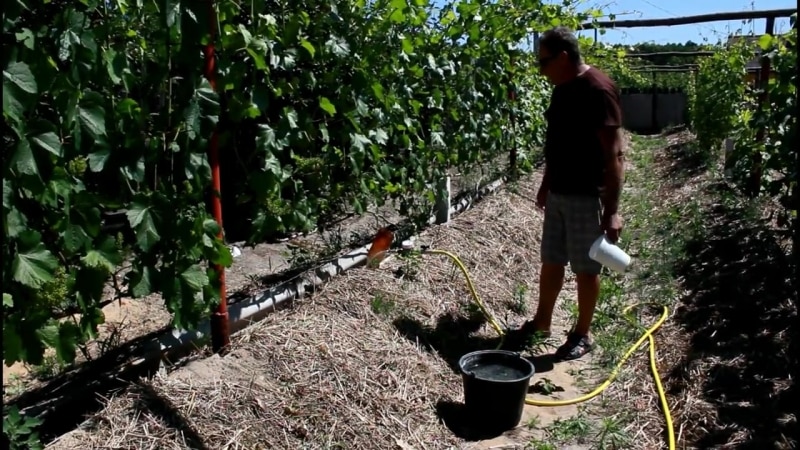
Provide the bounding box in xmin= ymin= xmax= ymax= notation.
xmin=525 ymin=27 xmax=625 ymax=361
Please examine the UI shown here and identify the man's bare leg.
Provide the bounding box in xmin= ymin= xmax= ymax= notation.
xmin=574 ymin=273 xmax=600 ymax=336
xmin=531 ymin=263 xmax=566 ymax=332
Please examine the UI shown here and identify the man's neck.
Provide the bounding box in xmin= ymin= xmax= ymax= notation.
xmin=556 ymin=64 xmax=591 ymax=85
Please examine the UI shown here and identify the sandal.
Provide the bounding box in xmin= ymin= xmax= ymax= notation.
xmin=555 ymin=332 xmax=594 ymax=361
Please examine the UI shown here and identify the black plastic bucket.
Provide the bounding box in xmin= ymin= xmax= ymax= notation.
xmin=458 ymin=350 xmax=535 ymax=433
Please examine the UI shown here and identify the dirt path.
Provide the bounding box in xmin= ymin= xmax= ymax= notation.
xmin=47 ymin=172 xmax=615 ymax=450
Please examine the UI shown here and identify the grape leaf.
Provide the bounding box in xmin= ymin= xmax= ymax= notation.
xmin=79 ymin=95 xmax=107 ymax=139
xmin=80 ymin=237 xmax=122 ymax=272
xmin=31 ymin=132 xmax=63 ymax=157
xmin=127 ymin=202 xmax=161 ymax=251
xmin=12 ymin=237 xmax=58 ymax=288
xmin=319 ymin=97 xmax=336 ymax=116
xmin=11 ymin=139 xmax=39 ymax=176
xmin=180 ymin=264 xmax=209 ymax=291
xmin=3 ymin=61 xmax=38 ymax=94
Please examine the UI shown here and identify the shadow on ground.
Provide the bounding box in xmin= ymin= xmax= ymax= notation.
xmin=393 ymin=312 xmax=500 ymax=374
xmin=393 ymin=312 xmax=539 ymax=374
xmin=434 ymin=400 xmax=511 ymax=441
xmin=130 ymin=382 xmax=209 ymax=450
xmin=661 ymin=139 xmax=709 ymax=183
xmin=664 ymin=178 xmax=798 ymax=448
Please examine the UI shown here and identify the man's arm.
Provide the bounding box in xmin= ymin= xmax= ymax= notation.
xmin=592 ymin=87 xmax=624 ymax=215
xmin=598 ymin=127 xmax=624 ymax=215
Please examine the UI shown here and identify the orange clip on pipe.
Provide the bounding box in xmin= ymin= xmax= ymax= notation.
xmin=366 ymin=227 xmax=394 ymax=268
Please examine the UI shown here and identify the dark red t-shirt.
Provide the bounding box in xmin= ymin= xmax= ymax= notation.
xmin=543 ymin=66 xmax=622 ymax=197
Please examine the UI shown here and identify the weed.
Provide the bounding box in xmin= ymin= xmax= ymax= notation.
xmin=2 ymin=406 xmax=43 ymax=450
xmin=509 ymin=282 xmax=529 ymax=315
xmin=27 ymin=354 xmax=66 ymax=381
xmin=395 ymin=250 xmax=422 ymax=281
xmin=286 ymin=244 xmax=318 ymax=270
xmin=97 ymin=321 xmax=126 ymax=356
xmin=526 ymin=415 xmax=542 ymax=429
xmin=525 ymin=331 xmax=551 ymax=354
xmin=370 ymin=293 xmax=396 ymax=316
xmin=530 ymin=377 xmax=564 ymax=396
xmin=546 ymin=414 xmax=592 ymax=442
xmin=3 ymin=375 xmax=26 ymax=398
xmin=595 ymin=415 xmax=632 ymax=449
xmin=526 ymin=440 xmax=557 ymax=450
xmin=460 ymin=300 xmax=483 ymax=323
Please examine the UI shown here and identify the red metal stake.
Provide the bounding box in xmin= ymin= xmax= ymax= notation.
xmin=204 ymin=0 xmax=230 ymax=353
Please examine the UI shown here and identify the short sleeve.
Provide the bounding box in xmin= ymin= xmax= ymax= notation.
xmin=591 ymin=87 xmax=622 ymax=128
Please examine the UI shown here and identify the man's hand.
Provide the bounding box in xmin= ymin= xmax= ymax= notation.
xmin=536 ymin=185 xmax=548 ymax=210
xmin=602 ymin=212 xmax=623 ymax=243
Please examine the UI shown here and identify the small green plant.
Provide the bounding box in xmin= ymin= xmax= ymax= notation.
xmin=526 ymin=415 xmax=542 ymax=429
xmin=396 ymin=250 xmax=423 ymax=281
xmin=3 ymin=406 xmax=43 ymax=450
xmin=527 ymin=440 xmax=557 ymax=450
xmin=595 ymin=415 xmax=631 ymax=449
xmin=546 ymin=414 xmax=592 ymax=442
xmin=460 ymin=300 xmax=483 ymax=323
xmin=370 ymin=293 xmax=396 ymax=317
xmin=526 ymin=331 xmax=551 ymax=354
xmin=509 ymin=282 xmax=529 ymax=315
xmin=530 ymin=377 xmax=564 ymax=396
xmin=286 ymin=244 xmax=319 ymax=270
xmin=3 ymin=375 xmax=27 ymax=398
xmin=28 ymin=354 xmax=66 ymax=381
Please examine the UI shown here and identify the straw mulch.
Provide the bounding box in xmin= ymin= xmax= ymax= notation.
xmin=50 ymin=173 xmax=576 ymax=450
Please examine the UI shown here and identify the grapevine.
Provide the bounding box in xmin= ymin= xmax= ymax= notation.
xmin=688 ymin=38 xmax=755 ymax=163
xmin=689 ymin=22 xmax=797 ymax=230
xmin=2 ymin=0 xmax=610 ymax=368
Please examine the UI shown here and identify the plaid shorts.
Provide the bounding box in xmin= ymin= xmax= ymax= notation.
xmin=541 ymin=192 xmax=603 ymax=275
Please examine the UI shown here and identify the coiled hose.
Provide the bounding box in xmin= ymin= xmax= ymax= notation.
xmin=422 ymin=248 xmax=675 ymax=450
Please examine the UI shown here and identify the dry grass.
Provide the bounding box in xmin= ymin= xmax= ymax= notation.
xmin=49 ymin=174 xmax=567 ymax=450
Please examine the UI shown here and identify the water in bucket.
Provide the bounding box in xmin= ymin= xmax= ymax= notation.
xmin=469 ymin=363 xmax=529 ymax=381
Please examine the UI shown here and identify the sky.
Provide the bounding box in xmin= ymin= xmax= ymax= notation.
xmin=576 ymin=0 xmax=796 ymax=45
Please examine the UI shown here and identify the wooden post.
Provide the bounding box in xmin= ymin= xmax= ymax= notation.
xmin=747 ymin=16 xmax=775 ymax=197
xmin=579 ymin=8 xmax=796 ymax=30
xmin=434 ymin=176 xmax=451 ymax=224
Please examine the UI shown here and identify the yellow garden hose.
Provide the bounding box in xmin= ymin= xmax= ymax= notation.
xmin=423 ymin=249 xmax=676 ymax=450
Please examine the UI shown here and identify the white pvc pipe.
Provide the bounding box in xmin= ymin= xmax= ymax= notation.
xmin=28 ymin=174 xmax=509 ymax=423
xmin=148 ymin=174 xmax=507 ymax=363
